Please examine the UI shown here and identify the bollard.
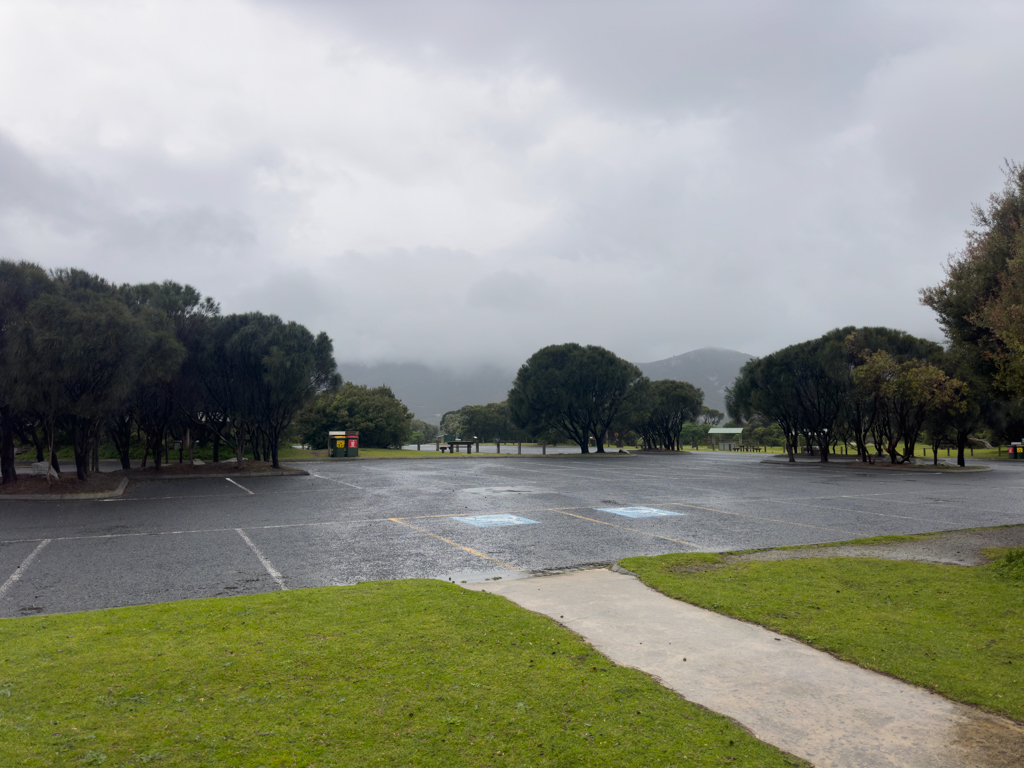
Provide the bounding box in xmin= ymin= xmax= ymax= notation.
xmin=476 ymin=441 xmax=480 ymax=453
xmin=542 ymin=443 xmax=546 ymax=455
xmin=518 ymin=441 xmax=522 ymax=455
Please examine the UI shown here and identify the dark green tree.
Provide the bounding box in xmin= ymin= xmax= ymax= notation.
xmin=7 ymin=271 xmax=157 ymax=480
xmin=508 ymin=343 xmax=648 ymax=454
xmin=331 ymin=383 xmax=412 ymax=448
xmin=634 ymin=380 xmax=703 ymax=450
xmin=199 ymin=313 xmax=340 ymax=468
xmin=921 ymin=161 xmax=1024 ymax=397
xmin=0 ymin=260 xmax=53 ymax=483
xmin=410 ymin=419 xmax=439 ymax=442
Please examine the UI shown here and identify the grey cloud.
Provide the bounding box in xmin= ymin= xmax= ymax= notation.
xmin=3 ymin=0 xmax=1022 ymax=372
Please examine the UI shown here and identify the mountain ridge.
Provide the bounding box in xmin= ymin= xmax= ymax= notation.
xmin=340 ymin=347 xmax=753 ymax=423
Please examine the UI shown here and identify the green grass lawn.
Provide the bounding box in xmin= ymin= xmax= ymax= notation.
xmin=620 ymin=548 xmax=1024 ymax=723
xmin=0 ymin=581 xmax=808 ymax=767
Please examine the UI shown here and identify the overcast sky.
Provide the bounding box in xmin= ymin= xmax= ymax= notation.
xmin=1 ymin=1 xmax=1022 ymax=370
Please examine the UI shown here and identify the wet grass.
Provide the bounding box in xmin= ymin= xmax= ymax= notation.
xmin=0 ymin=581 xmax=808 ymax=767
xmin=620 ymin=551 xmax=1024 ymax=722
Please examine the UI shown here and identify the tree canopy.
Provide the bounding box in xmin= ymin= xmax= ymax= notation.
xmin=921 ymin=161 xmax=1024 ymax=396
xmin=508 ymin=343 xmax=648 ymax=453
xmin=729 ymin=326 xmax=967 ymax=464
xmin=0 ymin=260 xmax=342 ymax=481
xmin=633 ymin=380 xmax=703 ymax=450
xmin=298 ymin=383 xmax=412 ymax=449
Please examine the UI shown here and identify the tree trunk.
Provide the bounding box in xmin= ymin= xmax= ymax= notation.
xmin=33 ymin=427 xmax=45 ymax=463
xmin=0 ymin=405 xmax=16 ymax=484
xmin=956 ymin=431 xmax=968 ymax=467
xmin=72 ymin=422 xmax=89 ymax=481
xmin=271 ymin=430 xmax=280 ymax=469
xmin=213 ymin=431 xmax=220 ymax=462
xmin=152 ymin=428 xmax=163 ymax=471
xmin=235 ymin=423 xmax=245 ymax=464
xmin=47 ymin=426 xmax=58 ymax=485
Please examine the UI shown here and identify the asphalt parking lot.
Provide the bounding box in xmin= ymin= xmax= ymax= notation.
xmin=2 ymin=452 xmax=1023 ymax=618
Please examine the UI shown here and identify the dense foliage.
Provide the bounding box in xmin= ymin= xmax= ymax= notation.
xmin=297 ymin=383 xmax=412 ymax=449
xmin=508 ymin=343 xmax=649 ymax=453
xmin=728 ymin=326 xmax=972 ymax=464
xmin=632 ymin=380 xmax=703 ymax=450
xmin=922 ymin=162 xmax=1024 ymax=397
xmin=0 ymin=261 xmax=340 ymax=481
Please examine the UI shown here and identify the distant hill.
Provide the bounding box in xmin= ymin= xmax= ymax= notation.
xmin=339 ymin=347 xmax=753 ymax=424
xmin=637 ymin=347 xmax=753 ymax=414
xmin=338 ymin=362 xmax=515 ymax=423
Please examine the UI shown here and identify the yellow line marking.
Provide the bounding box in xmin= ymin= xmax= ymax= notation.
xmin=549 ymin=509 xmax=700 ymax=548
xmin=668 ymin=503 xmax=855 ymax=533
xmin=388 ymin=518 xmax=521 ymax=571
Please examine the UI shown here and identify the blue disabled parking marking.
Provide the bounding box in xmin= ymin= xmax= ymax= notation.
xmin=596 ymin=506 xmax=684 ymax=519
xmin=454 ymin=514 xmax=540 ymax=528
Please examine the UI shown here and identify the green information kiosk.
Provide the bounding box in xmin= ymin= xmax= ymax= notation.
xmin=328 ymin=430 xmax=360 ymax=458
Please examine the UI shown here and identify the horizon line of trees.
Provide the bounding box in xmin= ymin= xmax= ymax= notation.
xmin=0 ymin=260 xmax=340 ymax=483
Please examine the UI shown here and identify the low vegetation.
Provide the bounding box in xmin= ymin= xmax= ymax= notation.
xmin=621 ymin=546 xmax=1024 ymax=722
xmin=0 ymin=581 xmax=808 ymax=767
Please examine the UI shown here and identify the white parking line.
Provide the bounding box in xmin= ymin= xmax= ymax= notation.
xmin=236 ymin=528 xmax=287 ymax=590
xmin=226 ymin=478 xmax=254 ymax=495
xmin=0 ymin=539 xmax=51 ymax=601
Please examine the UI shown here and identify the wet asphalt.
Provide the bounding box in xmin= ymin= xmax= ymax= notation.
xmin=1 ymin=452 xmax=1023 ymax=618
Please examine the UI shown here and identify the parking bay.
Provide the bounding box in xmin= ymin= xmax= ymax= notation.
xmin=2 ymin=453 xmax=1023 ymax=618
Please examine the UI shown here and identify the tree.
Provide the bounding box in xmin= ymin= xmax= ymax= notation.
xmin=921 ymin=161 xmax=1024 ymax=396
xmin=410 ymin=419 xmax=439 ymax=443
xmin=330 ymin=383 xmax=412 ymax=448
xmin=256 ymin=323 xmax=340 ymax=467
xmin=115 ymin=281 xmax=201 ymax=470
xmin=508 ymin=344 xmax=648 ymax=454
xmin=117 ymin=281 xmax=218 ymax=470
xmin=0 ymin=260 xmax=53 ymax=483
xmin=852 ymin=351 xmax=964 ymax=464
xmin=678 ymin=421 xmax=711 ymax=449
xmin=198 ymin=313 xmax=339 ymax=468
xmin=840 ymin=328 xmax=944 ymax=462
xmin=698 ymin=407 xmax=724 ymax=426
xmin=7 ymin=272 xmax=158 ymax=480
xmin=634 ymin=380 xmax=703 ymax=450
xmin=729 ymin=341 xmax=845 ymax=462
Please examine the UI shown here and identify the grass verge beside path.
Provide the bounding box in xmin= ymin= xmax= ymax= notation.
xmin=0 ymin=581 xmax=807 ymax=767
xmin=620 ymin=550 xmax=1024 ymax=723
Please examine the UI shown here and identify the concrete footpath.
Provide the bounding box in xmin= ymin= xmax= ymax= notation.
xmin=468 ymin=569 xmax=1024 ymax=768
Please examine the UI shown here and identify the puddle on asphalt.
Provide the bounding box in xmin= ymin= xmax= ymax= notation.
xmin=460 ymin=486 xmax=550 ymax=496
